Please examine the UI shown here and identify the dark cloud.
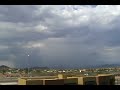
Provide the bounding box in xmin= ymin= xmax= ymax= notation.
xmin=0 ymin=5 xmax=38 ymax=23
xmin=0 ymin=5 xmax=120 ymax=68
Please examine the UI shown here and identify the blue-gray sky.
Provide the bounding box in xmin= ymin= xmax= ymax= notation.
xmin=0 ymin=5 xmax=120 ymax=68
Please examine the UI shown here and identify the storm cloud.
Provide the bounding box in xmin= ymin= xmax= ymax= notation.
xmin=0 ymin=5 xmax=120 ymax=68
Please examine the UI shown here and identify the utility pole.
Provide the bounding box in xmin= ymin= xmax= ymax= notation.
xmin=27 ymin=54 xmax=30 ymax=77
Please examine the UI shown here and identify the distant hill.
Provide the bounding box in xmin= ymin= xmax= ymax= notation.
xmin=0 ymin=64 xmax=120 ymax=70
xmin=0 ymin=65 xmax=10 ymax=69
xmin=30 ymin=66 xmax=49 ymax=69
xmin=97 ymin=64 xmax=120 ymax=68
xmin=49 ymin=64 xmax=120 ymax=69
xmin=84 ymin=64 xmax=120 ymax=69
xmin=45 ymin=64 xmax=119 ymax=69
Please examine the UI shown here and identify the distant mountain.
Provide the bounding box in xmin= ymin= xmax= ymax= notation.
xmin=49 ymin=64 xmax=120 ymax=69
xmin=84 ymin=64 xmax=120 ymax=69
xmin=0 ymin=65 xmax=10 ymax=69
xmin=97 ymin=64 xmax=120 ymax=68
xmin=30 ymin=66 xmax=49 ymax=69
xmin=1 ymin=64 xmax=119 ymax=70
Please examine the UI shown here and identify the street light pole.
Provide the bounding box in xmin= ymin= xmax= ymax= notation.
xmin=27 ymin=54 xmax=30 ymax=77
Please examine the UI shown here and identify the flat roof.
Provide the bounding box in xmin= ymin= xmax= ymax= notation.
xmin=0 ymin=82 xmax=18 ymax=85
xmin=19 ymin=76 xmax=57 ymax=79
xmin=97 ymin=74 xmax=113 ymax=76
xmin=27 ymin=78 xmax=60 ymax=81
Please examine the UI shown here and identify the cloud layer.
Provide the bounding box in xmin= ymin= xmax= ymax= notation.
xmin=0 ymin=5 xmax=120 ymax=68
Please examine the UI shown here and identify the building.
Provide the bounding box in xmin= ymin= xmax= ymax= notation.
xmin=18 ymin=74 xmax=78 ymax=85
xmin=18 ymin=74 xmax=115 ymax=85
xmin=115 ymin=76 xmax=120 ymax=85
xmin=18 ymin=75 xmax=78 ymax=85
xmin=68 ymin=74 xmax=115 ymax=85
xmin=67 ymin=76 xmax=97 ymax=85
xmin=96 ymin=74 xmax=115 ymax=85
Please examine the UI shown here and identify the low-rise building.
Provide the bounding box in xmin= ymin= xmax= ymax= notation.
xmin=18 ymin=75 xmax=78 ymax=85
xmin=18 ymin=74 xmax=115 ymax=85
xmin=67 ymin=76 xmax=97 ymax=85
xmin=96 ymin=74 xmax=115 ymax=85
xmin=68 ymin=74 xmax=115 ymax=85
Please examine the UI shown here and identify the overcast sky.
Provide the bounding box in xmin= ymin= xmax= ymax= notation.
xmin=0 ymin=5 xmax=120 ymax=68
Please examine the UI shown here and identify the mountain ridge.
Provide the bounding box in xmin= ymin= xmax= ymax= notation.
xmin=1 ymin=64 xmax=120 ymax=69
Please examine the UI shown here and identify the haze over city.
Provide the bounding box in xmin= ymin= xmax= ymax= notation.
xmin=0 ymin=5 xmax=120 ymax=68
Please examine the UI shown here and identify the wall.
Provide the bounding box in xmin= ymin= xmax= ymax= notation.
xmin=43 ymin=79 xmax=64 ymax=85
xmin=64 ymin=78 xmax=78 ymax=85
xmin=83 ymin=77 xmax=97 ymax=85
xmin=67 ymin=77 xmax=84 ymax=85
xmin=58 ymin=74 xmax=67 ymax=79
xmin=96 ymin=75 xmax=115 ymax=85
xmin=26 ymin=80 xmax=43 ymax=85
xmin=18 ymin=78 xmax=26 ymax=85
